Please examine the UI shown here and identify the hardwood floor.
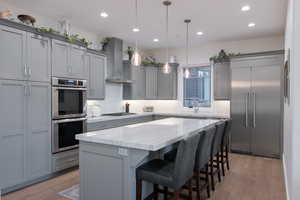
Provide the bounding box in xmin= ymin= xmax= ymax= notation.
xmin=2 ymin=154 xmax=286 ymax=200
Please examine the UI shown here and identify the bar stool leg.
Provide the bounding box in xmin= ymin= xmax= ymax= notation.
xmin=164 ymin=187 xmax=168 ymax=200
xmin=221 ymin=147 xmax=226 ymax=177
xmin=153 ymin=184 xmax=158 ymax=200
xmin=188 ymin=179 xmax=193 ymax=200
xmin=174 ymin=189 xmax=180 ymax=200
xmin=136 ymin=180 xmax=142 ymax=200
xmin=196 ymin=172 xmax=201 ymax=200
xmin=226 ymin=144 xmax=230 ymax=170
xmin=205 ymin=164 xmax=210 ymax=198
xmin=217 ymin=153 xmax=222 ymax=182
xmin=210 ymin=157 xmax=215 ymax=191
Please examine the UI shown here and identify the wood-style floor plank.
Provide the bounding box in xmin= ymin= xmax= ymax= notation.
xmin=2 ymin=154 xmax=286 ymax=200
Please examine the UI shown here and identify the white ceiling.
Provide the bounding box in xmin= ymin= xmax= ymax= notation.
xmin=3 ymin=0 xmax=287 ymax=49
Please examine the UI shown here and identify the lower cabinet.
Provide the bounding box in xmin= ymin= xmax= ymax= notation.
xmin=86 ymin=53 xmax=106 ymax=100
xmin=0 ymin=80 xmax=51 ymax=190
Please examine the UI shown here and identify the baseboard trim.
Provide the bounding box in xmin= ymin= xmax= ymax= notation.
xmin=282 ymin=154 xmax=290 ymax=200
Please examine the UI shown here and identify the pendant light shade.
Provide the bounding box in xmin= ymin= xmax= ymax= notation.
xmin=131 ymin=50 xmax=142 ymax=66
xmin=184 ymin=19 xmax=191 ymax=78
xmin=131 ymin=0 xmax=141 ymax=66
xmin=163 ymin=1 xmax=172 ymax=74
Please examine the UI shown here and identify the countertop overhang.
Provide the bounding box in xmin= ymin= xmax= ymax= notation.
xmin=76 ymin=118 xmax=221 ymax=151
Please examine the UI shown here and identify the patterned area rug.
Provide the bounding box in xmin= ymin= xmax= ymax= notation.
xmin=58 ymin=184 xmax=79 ymax=200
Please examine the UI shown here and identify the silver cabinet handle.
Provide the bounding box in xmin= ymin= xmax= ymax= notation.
xmin=28 ymin=67 xmax=32 ymax=77
xmin=24 ymin=64 xmax=28 ymax=77
xmin=253 ymin=92 xmax=256 ymax=128
xmin=245 ymin=92 xmax=249 ymax=128
xmin=28 ymin=85 xmax=32 ymax=96
xmin=24 ymin=85 xmax=27 ymax=96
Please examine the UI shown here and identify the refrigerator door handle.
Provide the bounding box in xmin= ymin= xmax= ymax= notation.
xmin=253 ymin=92 xmax=256 ymax=128
xmin=245 ymin=92 xmax=249 ymax=128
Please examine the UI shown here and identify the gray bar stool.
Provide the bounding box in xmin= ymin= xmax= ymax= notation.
xmin=136 ymin=133 xmax=201 ymax=200
xmin=220 ymin=119 xmax=232 ymax=176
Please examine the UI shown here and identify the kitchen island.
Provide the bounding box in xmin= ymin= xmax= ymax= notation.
xmin=76 ymin=117 xmax=221 ymax=200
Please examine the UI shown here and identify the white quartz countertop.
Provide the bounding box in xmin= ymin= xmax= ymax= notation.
xmin=77 ymin=118 xmax=221 ymax=151
xmin=87 ymin=112 xmax=228 ymax=123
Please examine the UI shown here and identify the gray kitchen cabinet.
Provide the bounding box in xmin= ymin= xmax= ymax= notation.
xmin=52 ymin=40 xmax=87 ymax=79
xmin=69 ymin=45 xmax=87 ymax=79
xmin=27 ymin=33 xmax=51 ymax=82
xmin=213 ymin=62 xmax=231 ymax=100
xmin=0 ymin=25 xmax=26 ymax=80
xmin=157 ymin=64 xmax=178 ymax=100
xmin=0 ymin=80 xmax=51 ymax=190
xmin=27 ymin=82 xmax=51 ymax=180
xmin=0 ymin=80 xmax=27 ymax=189
xmin=87 ymin=54 xmax=106 ymax=99
xmin=52 ymin=40 xmax=69 ymax=78
xmin=145 ymin=66 xmax=158 ymax=99
xmin=123 ymin=62 xmax=146 ymax=100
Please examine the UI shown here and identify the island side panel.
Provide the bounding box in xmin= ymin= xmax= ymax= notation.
xmin=79 ymin=141 xmax=152 ymax=200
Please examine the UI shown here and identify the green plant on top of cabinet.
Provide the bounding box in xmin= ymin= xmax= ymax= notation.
xmin=86 ymin=53 xmax=106 ymax=100
xmin=0 ymin=25 xmax=51 ymax=82
xmin=52 ymin=39 xmax=87 ymax=79
xmin=213 ymin=62 xmax=231 ymax=100
xmin=0 ymin=80 xmax=51 ymax=190
xmin=157 ymin=63 xmax=178 ymax=100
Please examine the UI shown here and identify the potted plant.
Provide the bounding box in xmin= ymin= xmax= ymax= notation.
xmin=101 ymin=37 xmax=112 ymax=51
xmin=126 ymin=46 xmax=134 ymax=60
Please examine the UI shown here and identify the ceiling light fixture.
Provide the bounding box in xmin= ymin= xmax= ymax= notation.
xmin=153 ymin=38 xmax=159 ymax=42
xmin=248 ymin=22 xmax=256 ymax=27
xmin=184 ymin=19 xmax=191 ymax=79
xmin=131 ymin=0 xmax=142 ymax=66
xmin=100 ymin=12 xmax=109 ymax=18
xmin=241 ymin=5 xmax=251 ymax=12
xmin=163 ymin=0 xmax=172 ymax=74
xmin=196 ymin=31 xmax=203 ymax=36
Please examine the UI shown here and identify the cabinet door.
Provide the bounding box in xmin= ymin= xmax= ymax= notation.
xmin=27 ymin=82 xmax=51 ymax=179
xmin=0 ymin=80 xmax=26 ymax=188
xmin=145 ymin=66 xmax=158 ymax=99
xmin=131 ymin=66 xmax=145 ymax=99
xmin=214 ymin=62 xmax=231 ymax=100
xmin=27 ymin=34 xmax=51 ymax=82
xmin=52 ymin=40 xmax=70 ymax=78
xmin=0 ymin=25 xmax=26 ymax=80
xmin=157 ymin=68 xmax=174 ymax=100
xmin=88 ymin=54 xmax=106 ymax=99
xmin=69 ymin=45 xmax=87 ymax=79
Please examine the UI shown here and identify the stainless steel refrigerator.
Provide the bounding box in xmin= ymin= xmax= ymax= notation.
xmin=230 ymin=52 xmax=284 ymax=158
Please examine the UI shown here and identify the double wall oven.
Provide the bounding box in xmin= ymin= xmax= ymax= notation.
xmin=52 ymin=77 xmax=87 ymax=153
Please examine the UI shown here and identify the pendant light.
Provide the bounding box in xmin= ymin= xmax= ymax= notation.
xmin=184 ymin=19 xmax=191 ymax=78
xmin=163 ymin=1 xmax=172 ymax=74
xmin=131 ymin=0 xmax=142 ymax=66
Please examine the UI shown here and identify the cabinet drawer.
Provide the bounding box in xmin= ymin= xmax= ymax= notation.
xmin=52 ymin=149 xmax=79 ymax=172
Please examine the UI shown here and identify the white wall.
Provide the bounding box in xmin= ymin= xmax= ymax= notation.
xmin=125 ymin=36 xmax=284 ymax=115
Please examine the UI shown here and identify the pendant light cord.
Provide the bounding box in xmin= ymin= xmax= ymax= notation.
xmin=135 ymin=0 xmax=138 ymax=51
xmin=166 ymin=4 xmax=169 ymax=63
xmin=186 ymin=21 xmax=189 ymax=66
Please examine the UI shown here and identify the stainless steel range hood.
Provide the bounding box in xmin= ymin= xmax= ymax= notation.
xmin=105 ymin=37 xmax=133 ymax=84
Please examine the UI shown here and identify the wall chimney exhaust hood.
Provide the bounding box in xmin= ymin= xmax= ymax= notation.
xmin=105 ymin=37 xmax=133 ymax=84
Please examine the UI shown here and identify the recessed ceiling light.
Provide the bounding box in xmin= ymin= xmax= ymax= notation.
xmin=100 ymin=12 xmax=108 ymax=18
xmin=248 ymin=22 xmax=256 ymax=27
xmin=241 ymin=5 xmax=251 ymax=12
xmin=196 ymin=31 xmax=204 ymax=36
xmin=132 ymin=28 xmax=140 ymax=32
xmin=153 ymin=38 xmax=159 ymax=42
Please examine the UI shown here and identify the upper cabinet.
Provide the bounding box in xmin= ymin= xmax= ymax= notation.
xmin=145 ymin=66 xmax=158 ymax=100
xmin=52 ymin=40 xmax=87 ymax=79
xmin=0 ymin=25 xmax=51 ymax=82
xmin=27 ymin=34 xmax=51 ymax=82
xmin=87 ymin=53 xmax=106 ymax=100
xmin=213 ymin=62 xmax=231 ymax=100
xmin=157 ymin=64 xmax=178 ymax=100
xmin=123 ymin=61 xmax=146 ymax=100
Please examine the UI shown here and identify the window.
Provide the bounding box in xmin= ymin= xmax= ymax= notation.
xmin=183 ymin=66 xmax=211 ymax=107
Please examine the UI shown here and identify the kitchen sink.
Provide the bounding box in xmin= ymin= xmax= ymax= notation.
xmin=102 ymin=112 xmax=136 ymax=116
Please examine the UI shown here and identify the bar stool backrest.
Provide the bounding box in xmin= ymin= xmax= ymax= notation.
xmin=194 ymin=126 xmax=216 ymax=172
xmin=222 ymin=119 xmax=232 ymax=146
xmin=173 ymin=133 xmax=201 ymax=189
xmin=211 ymin=121 xmax=226 ymax=157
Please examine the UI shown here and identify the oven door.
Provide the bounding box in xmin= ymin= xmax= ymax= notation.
xmin=52 ymin=117 xmax=87 ymax=153
xmin=52 ymin=87 xmax=87 ymax=119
